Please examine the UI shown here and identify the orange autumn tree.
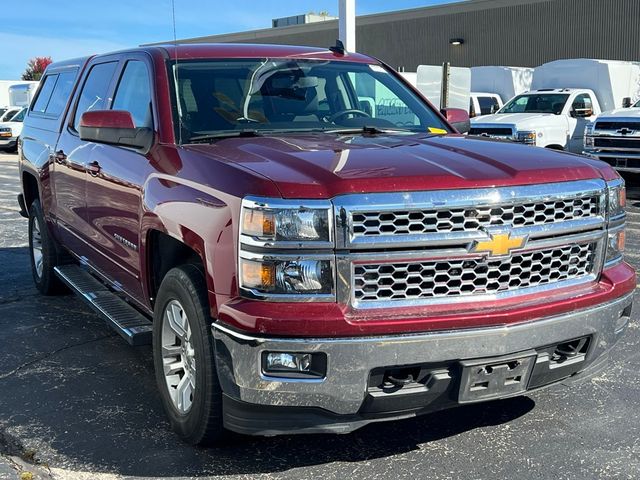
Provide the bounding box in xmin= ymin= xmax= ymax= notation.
xmin=22 ymin=57 xmax=53 ymax=81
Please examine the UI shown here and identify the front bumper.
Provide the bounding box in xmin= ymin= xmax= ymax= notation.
xmin=584 ymin=149 xmax=640 ymax=173
xmin=0 ymin=136 xmax=17 ymax=149
xmin=213 ymin=291 xmax=634 ymax=435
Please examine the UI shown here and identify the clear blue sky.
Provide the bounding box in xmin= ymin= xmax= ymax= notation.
xmin=2 ymin=0 xmax=459 ymax=79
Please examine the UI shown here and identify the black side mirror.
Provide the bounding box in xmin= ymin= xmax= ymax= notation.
xmin=79 ymin=110 xmax=153 ymax=154
xmin=622 ymin=97 xmax=632 ymax=108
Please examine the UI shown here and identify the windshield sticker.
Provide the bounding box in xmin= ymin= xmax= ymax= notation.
xmin=428 ymin=127 xmax=447 ymax=134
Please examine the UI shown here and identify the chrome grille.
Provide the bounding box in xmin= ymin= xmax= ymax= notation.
xmin=353 ymin=243 xmax=596 ymax=303
xmin=351 ymin=196 xmax=599 ymax=237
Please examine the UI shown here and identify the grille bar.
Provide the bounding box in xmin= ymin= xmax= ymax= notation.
xmin=351 ymin=196 xmax=599 ymax=237
xmin=334 ymin=180 xmax=607 ymax=249
xmin=594 ymin=137 xmax=640 ymax=149
xmin=352 ymin=242 xmax=597 ymax=306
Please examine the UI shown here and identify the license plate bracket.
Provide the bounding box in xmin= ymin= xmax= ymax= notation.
xmin=458 ymin=351 xmax=537 ymax=403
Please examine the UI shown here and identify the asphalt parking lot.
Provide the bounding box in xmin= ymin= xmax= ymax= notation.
xmin=0 ymin=152 xmax=638 ymax=480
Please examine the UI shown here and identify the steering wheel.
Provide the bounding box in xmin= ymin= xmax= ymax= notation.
xmin=328 ymin=109 xmax=371 ymax=123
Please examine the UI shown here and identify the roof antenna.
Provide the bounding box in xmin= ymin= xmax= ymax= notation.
xmin=329 ymin=39 xmax=346 ymax=55
xmin=171 ymin=0 xmax=183 ymax=145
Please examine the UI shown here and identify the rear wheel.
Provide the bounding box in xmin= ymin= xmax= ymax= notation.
xmin=28 ymin=199 xmax=67 ymax=295
xmin=153 ymin=265 xmax=226 ymax=445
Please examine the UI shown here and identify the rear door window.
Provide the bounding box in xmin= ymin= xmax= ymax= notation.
xmin=73 ymin=61 xmax=118 ymax=131
xmin=31 ymin=74 xmax=58 ymax=113
xmin=45 ymin=70 xmax=78 ymax=117
xmin=112 ymin=61 xmax=152 ymax=128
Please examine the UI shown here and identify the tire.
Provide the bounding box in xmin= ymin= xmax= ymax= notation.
xmin=28 ymin=199 xmax=67 ymax=295
xmin=153 ymin=264 xmax=226 ymax=445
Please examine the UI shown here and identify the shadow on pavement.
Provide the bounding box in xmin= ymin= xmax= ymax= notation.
xmin=0 ymin=246 xmax=536 ymax=477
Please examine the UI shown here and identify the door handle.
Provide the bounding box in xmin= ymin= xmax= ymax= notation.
xmin=52 ymin=150 xmax=67 ymax=165
xmin=86 ymin=161 xmax=101 ymax=176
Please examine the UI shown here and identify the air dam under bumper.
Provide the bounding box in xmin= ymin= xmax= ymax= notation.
xmin=212 ymin=292 xmax=634 ymax=436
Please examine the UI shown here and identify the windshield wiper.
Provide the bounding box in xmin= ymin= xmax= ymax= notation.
xmin=188 ymin=129 xmax=263 ymax=143
xmin=324 ymin=125 xmax=415 ymax=135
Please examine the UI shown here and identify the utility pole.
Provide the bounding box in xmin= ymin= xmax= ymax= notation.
xmin=339 ymin=0 xmax=356 ymax=52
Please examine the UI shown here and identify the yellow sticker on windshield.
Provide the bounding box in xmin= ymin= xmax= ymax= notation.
xmin=428 ymin=127 xmax=447 ymax=134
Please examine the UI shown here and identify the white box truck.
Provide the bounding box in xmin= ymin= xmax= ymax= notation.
xmin=470 ymin=66 xmax=533 ymax=117
xmin=9 ymin=82 xmax=39 ymax=107
xmin=0 ymin=80 xmax=39 ymax=108
xmin=415 ymin=64 xmax=471 ymax=111
xmin=470 ymin=59 xmax=640 ymax=153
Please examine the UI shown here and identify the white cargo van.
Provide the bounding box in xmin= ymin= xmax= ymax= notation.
xmin=470 ymin=59 xmax=640 ymax=153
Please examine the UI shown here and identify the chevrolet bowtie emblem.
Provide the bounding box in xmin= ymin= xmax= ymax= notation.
xmin=471 ymin=231 xmax=527 ymax=257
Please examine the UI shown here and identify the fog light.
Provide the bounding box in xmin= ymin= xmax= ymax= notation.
xmin=262 ymin=351 xmax=327 ymax=379
xmin=265 ymin=352 xmax=311 ymax=372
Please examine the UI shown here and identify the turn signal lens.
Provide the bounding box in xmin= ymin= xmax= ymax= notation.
xmin=242 ymin=209 xmax=275 ymax=237
xmin=617 ymin=230 xmax=626 ymax=252
xmin=240 ymin=259 xmax=275 ymax=290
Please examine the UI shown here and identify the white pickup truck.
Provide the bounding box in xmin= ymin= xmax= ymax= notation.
xmin=470 ymin=59 xmax=640 ymax=154
xmin=469 ymin=88 xmax=599 ymax=152
xmin=584 ymin=99 xmax=640 ymax=174
xmin=0 ymin=107 xmax=26 ymax=152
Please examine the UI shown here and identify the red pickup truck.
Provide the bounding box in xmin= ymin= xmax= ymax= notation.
xmin=18 ymin=44 xmax=635 ymax=445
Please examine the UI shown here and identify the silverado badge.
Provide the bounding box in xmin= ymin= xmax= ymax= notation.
xmin=471 ymin=230 xmax=527 ymax=257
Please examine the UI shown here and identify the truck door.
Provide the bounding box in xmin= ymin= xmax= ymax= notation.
xmin=52 ymin=59 xmax=119 ymax=257
xmin=567 ymin=93 xmax=596 ymax=153
xmin=81 ymin=56 xmax=155 ymax=304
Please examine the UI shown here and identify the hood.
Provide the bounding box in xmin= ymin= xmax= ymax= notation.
xmin=472 ymin=112 xmax=565 ymax=128
xmin=182 ymin=133 xmax=612 ymax=199
xmin=597 ymin=107 xmax=640 ymax=119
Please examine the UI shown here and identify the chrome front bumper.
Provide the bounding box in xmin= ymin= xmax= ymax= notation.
xmin=212 ymin=292 xmax=633 ymax=430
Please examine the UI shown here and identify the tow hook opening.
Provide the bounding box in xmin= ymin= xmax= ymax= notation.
xmin=551 ymin=337 xmax=590 ymax=365
xmin=382 ymin=367 xmax=421 ymax=389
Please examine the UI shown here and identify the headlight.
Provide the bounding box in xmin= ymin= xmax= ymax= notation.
xmin=241 ymin=197 xmax=332 ymax=246
xmin=240 ymin=256 xmax=334 ymax=295
xmin=607 ymin=179 xmax=626 ymax=219
xmin=516 ymin=130 xmax=537 ymax=145
xmin=605 ymin=179 xmax=626 ymax=266
xmin=584 ymin=124 xmax=594 ymax=148
xmin=605 ymin=228 xmax=625 ymax=265
xmin=239 ymin=197 xmax=336 ymax=300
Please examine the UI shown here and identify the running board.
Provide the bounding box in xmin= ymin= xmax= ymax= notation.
xmin=54 ymin=265 xmax=153 ymax=346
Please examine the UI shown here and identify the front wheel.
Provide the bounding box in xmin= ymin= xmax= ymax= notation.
xmin=28 ymin=199 xmax=67 ymax=295
xmin=153 ymin=265 xmax=226 ymax=445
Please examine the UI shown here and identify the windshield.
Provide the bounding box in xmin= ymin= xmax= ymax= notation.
xmin=499 ymin=93 xmax=570 ymax=115
xmin=169 ymin=59 xmax=449 ymax=143
xmin=633 ymin=99 xmax=640 ymax=108
xmin=7 ymin=108 xmax=25 ymax=123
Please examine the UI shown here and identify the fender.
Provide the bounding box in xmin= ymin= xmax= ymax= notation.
xmin=142 ymin=174 xmax=241 ymax=318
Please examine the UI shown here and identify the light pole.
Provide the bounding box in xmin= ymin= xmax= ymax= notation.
xmin=338 ymin=0 xmax=356 ymax=52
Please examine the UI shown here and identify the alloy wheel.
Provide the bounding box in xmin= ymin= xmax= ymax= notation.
xmin=161 ymin=299 xmax=196 ymax=414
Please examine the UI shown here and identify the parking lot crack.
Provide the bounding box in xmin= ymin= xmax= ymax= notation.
xmin=0 ymin=334 xmax=115 ymax=381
